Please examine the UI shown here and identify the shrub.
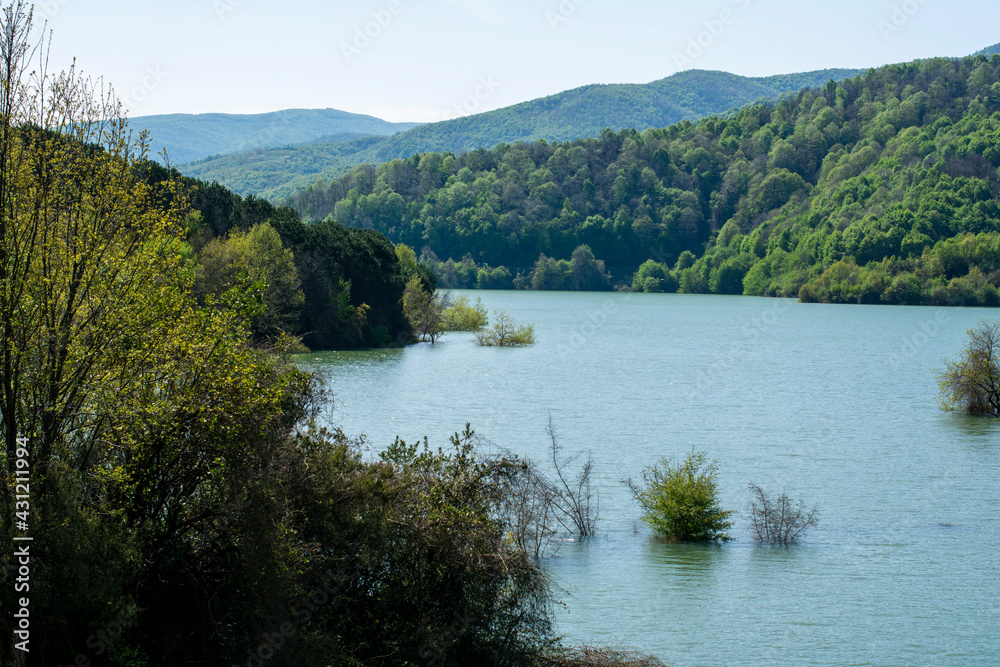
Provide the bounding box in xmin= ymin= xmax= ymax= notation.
xmin=475 ymin=310 xmax=535 ymax=346
xmin=624 ymin=450 xmax=734 ymax=542
xmin=746 ymin=482 xmax=819 ymax=544
xmin=443 ymin=295 xmax=489 ymax=331
xmin=937 ymin=319 xmax=1000 ymax=415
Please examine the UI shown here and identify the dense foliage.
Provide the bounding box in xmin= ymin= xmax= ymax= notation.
xmin=137 ymin=162 xmax=412 ymax=349
xmin=626 ymin=451 xmax=734 ymax=543
xmin=285 ymin=55 xmax=1000 ymax=306
xmin=937 ymin=319 xmax=1000 ymax=415
xmin=183 ymin=69 xmax=862 ymax=199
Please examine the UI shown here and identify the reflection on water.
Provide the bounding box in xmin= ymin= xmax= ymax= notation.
xmin=642 ymin=540 xmax=727 ymax=584
xmin=297 ymin=292 xmax=1000 ymax=666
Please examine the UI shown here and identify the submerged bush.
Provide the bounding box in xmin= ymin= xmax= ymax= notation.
xmin=475 ymin=310 xmax=535 ymax=346
xmin=443 ymin=295 xmax=489 ymax=331
xmin=937 ymin=319 xmax=1000 ymax=416
xmin=746 ymin=482 xmax=819 ymax=544
xmin=624 ymin=450 xmax=734 ymax=542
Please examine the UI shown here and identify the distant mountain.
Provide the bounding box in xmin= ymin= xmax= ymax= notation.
xmin=180 ymin=68 xmax=864 ymax=199
xmin=972 ymin=42 xmax=1000 ymax=58
xmin=131 ymin=108 xmax=421 ymax=164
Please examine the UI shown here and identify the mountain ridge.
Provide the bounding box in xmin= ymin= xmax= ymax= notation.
xmin=179 ymin=67 xmax=865 ymax=199
xmin=132 ymin=107 xmax=420 ymax=164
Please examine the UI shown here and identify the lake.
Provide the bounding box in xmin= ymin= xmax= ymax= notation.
xmin=294 ymin=291 xmax=1000 ymax=666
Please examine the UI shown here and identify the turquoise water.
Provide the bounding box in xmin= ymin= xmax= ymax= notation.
xmin=295 ymin=291 xmax=1000 ymax=666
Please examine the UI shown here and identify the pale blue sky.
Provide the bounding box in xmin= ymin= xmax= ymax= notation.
xmin=36 ymin=0 xmax=1000 ymax=122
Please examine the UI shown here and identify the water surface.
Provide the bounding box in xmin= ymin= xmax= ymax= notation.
xmin=296 ymin=292 xmax=999 ymax=666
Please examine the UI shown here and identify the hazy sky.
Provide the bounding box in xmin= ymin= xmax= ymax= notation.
xmin=35 ymin=0 xmax=1000 ymax=122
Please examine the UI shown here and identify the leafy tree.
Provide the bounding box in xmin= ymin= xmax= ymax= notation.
xmin=569 ymin=245 xmax=612 ymax=290
xmin=632 ymin=260 xmax=677 ymax=292
xmin=403 ymin=276 xmax=449 ymax=343
xmin=442 ymin=295 xmax=489 ymax=331
xmin=474 ymin=310 xmax=536 ymax=346
xmin=937 ymin=319 xmax=1000 ymax=415
xmin=196 ymin=222 xmax=305 ymax=339
xmin=396 ymin=242 xmax=436 ymax=292
xmin=624 ymin=450 xmax=734 ymax=542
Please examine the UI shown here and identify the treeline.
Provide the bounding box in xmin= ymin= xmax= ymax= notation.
xmin=421 ymin=244 xmax=612 ymax=291
xmin=288 ymin=55 xmax=1000 ymax=306
xmin=139 ymin=162 xmax=416 ymax=349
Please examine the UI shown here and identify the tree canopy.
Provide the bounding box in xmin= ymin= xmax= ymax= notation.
xmin=282 ymin=55 xmax=1000 ymax=306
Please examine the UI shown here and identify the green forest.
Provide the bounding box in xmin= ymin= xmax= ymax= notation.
xmin=132 ymin=164 xmax=422 ymax=350
xmin=182 ymin=68 xmax=862 ymax=199
xmin=288 ymin=55 xmax=1000 ymax=306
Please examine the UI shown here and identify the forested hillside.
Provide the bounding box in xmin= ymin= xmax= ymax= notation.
xmin=137 ymin=163 xmax=415 ymax=349
xmin=182 ymin=68 xmax=862 ymax=198
xmin=134 ymin=107 xmax=420 ymax=163
xmin=290 ymin=55 xmax=1000 ymax=306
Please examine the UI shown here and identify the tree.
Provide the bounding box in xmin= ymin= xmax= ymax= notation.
xmin=746 ymin=482 xmax=818 ymax=544
xmin=937 ymin=319 xmax=1000 ymax=415
xmin=402 ymin=275 xmax=449 ymax=343
xmin=624 ymin=450 xmax=734 ymax=542
xmin=569 ymin=244 xmax=611 ymax=291
xmin=442 ymin=295 xmax=489 ymax=331
xmin=474 ymin=310 xmax=535 ymax=346
xmin=0 ymin=4 xmax=323 ymax=659
xmin=632 ymin=259 xmax=677 ymax=293
xmin=197 ymin=222 xmax=305 ymax=339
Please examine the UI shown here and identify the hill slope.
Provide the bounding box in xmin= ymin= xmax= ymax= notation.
xmin=132 ymin=108 xmax=420 ymax=164
xmin=286 ymin=54 xmax=1000 ymax=307
xmin=180 ymin=68 xmax=863 ymax=198
xmin=972 ymin=43 xmax=1000 ymax=58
